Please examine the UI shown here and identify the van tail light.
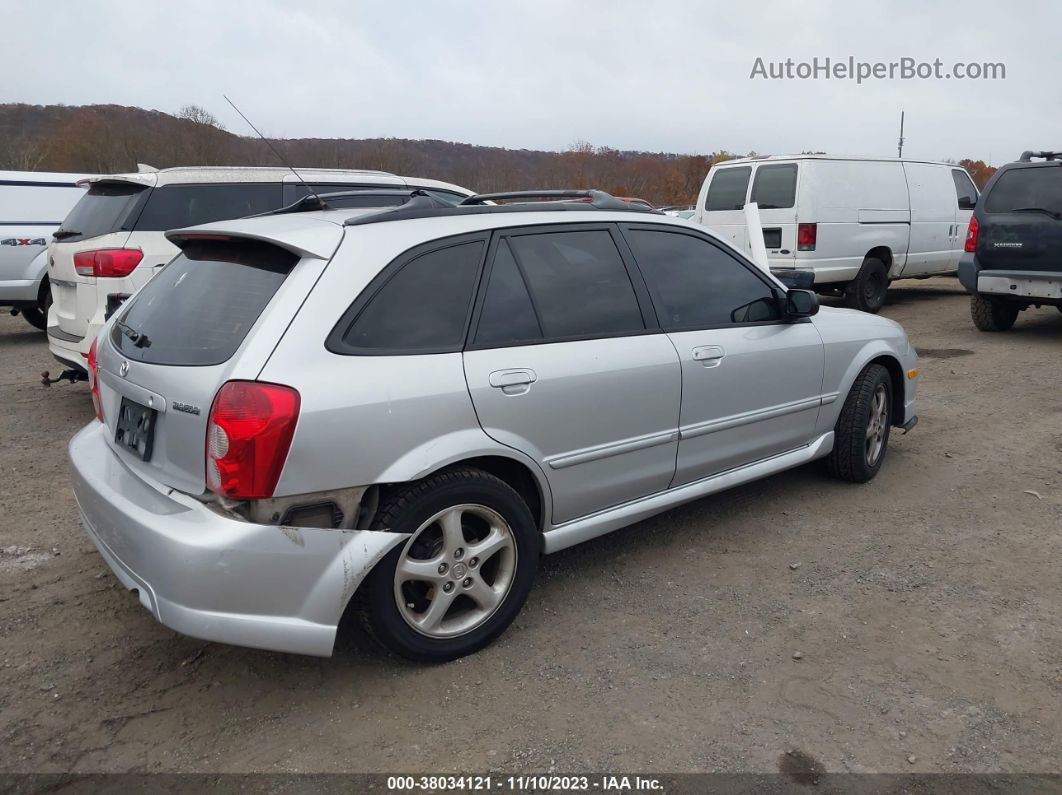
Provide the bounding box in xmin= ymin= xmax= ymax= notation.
xmin=74 ymin=249 xmax=144 ymax=278
xmin=964 ymin=215 xmax=979 ymax=253
xmin=797 ymin=223 xmax=817 ymax=251
xmin=206 ymin=381 xmax=301 ymax=500
xmin=87 ymin=337 xmax=104 ymax=422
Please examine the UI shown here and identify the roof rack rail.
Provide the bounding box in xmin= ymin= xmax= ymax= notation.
xmin=1019 ymin=150 xmax=1061 ymax=162
xmin=252 ymin=188 xmax=440 ymax=217
xmin=343 ymin=188 xmax=661 ymax=227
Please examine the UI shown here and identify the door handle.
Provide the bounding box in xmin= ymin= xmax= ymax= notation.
xmin=692 ymin=345 xmax=725 ymax=367
xmin=488 ymin=368 xmax=537 ymax=395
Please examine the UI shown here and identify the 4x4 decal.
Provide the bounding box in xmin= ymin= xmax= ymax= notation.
xmin=1 ymin=237 xmax=47 ymax=246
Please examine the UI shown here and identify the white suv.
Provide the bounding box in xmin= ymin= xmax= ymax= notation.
xmin=46 ymin=166 xmax=474 ymax=374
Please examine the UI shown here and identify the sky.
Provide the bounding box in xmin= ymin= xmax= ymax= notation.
xmin=4 ymin=0 xmax=1059 ymax=165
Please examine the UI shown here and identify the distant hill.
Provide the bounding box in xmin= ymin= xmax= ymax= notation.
xmin=0 ymin=103 xmax=995 ymax=204
xmin=0 ymin=103 xmax=721 ymax=205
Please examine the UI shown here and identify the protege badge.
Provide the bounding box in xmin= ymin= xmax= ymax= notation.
xmin=172 ymin=401 xmax=201 ymax=416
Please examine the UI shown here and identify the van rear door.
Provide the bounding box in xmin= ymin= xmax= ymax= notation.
xmin=49 ymin=180 xmax=151 ymax=338
xmin=748 ymin=162 xmax=798 ymax=269
xmin=696 ymin=165 xmax=752 ymax=253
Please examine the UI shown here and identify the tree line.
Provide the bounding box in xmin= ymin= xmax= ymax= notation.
xmin=0 ymin=103 xmax=996 ymax=206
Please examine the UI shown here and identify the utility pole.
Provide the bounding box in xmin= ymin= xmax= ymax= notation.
xmin=897 ymin=110 xmax=905 ymax=158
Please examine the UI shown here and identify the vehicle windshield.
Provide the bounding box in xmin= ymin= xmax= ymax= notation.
xmin=110 ymin=239 xmax=296 ymax=366
xmin=56 ymin=182 xmax=148 ymax=242
xmin=984 ymin=167 xmax=1062 ymax=216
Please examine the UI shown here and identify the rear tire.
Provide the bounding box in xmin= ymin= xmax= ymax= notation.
xmin=359 ymin=467 xmax=539 ymax=662
xmin=826 ymin=363 xmax=892 ymax=483
xmin=844 ymin=257 xmax=889 ymax=313
xmin=970 ymin=294 xmax=1018 ymax=331
xmin=19 ymin=280 xmax=51 ymax=331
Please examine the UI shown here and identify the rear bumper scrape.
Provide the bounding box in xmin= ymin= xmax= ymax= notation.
xmin=69 ymin=422 xmax=407 ymax=656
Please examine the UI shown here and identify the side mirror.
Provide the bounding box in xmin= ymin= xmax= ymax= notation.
xmin=959 ymin=197 xmax=977 ymax=210
xmin=786 ymin=289 xmax=819 ymax=319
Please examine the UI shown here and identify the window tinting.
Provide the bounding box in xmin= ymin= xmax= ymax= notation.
xmin=57 ymin=182 xmax=148 ymax=242
xmin=506 ymin=230 xmax=644 ymax=338
xmin=475 ymin=240 xmax=542 ymax=346
xmin=704 ymin=167 xmax=751 ymax=211
xmin=110 ymin=240 xmax=295 ymax=366
xmin=342 ymin=241 xmax=483 ymax=351
xmin=750 ymin=164 xmax=797 ymax=209
xmin=133 ymin=184 xmax=283 ymax=231
xmin=984 ymin=167 xmax=1062 ymax=215
xmin=626 ymin=229 xmax=782 ymax=328
xmin=951 ymin=170 xmax=978 ymax=209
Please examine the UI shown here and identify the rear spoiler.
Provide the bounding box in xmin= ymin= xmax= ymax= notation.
xmin=165 ymin=215 xmax=344 ymax=260
xmin=1018 ymin=151 xmax=1061 ymax=162
xmin=76 ymin=173 xmax=157 ymax=189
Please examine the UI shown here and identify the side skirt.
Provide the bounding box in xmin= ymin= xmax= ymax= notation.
xmin=541 ymin=431 xmax=834 ymax=554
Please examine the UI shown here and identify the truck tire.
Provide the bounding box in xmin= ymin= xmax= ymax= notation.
xmin=970 ymin=294 xmax=1018 ymax=331
xmin=844 ymin=257 xmax=889 ymax=314
xmin=19 ymin=283 xmax=51 ymax=332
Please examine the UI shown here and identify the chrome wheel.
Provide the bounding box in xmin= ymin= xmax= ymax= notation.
xmin=393 ymin=504 xmax=517 ymax=638
xmin=865 ymin=384 xmax=889 ymax=466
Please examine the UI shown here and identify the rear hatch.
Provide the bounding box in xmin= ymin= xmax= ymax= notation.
xmin=977 ymin=163 xmax=1062 ymax=274
xmin=95 ymin=222 xmax=342 ymax=495
xmin=49 ymin=179 xmax=152 ymax=338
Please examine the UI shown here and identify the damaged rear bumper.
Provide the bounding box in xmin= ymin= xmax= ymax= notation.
xmin=69 ymin=422 xmax=406 ymax=656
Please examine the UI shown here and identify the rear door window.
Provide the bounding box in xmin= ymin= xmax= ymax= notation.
xmin=56 ymin=182 xmax=149 ymax=242
xmin=624 ymin=227 xmax=782 ymax=328
xmin=750 ymin=164 xmax=797 ymax=209
xmin=110 ymin=239 xmax=296 ymax=366
xmin=335 ymin=240 xmax=484 ymax=353
xmin=475 ymin=240 xmax=543 ymax=346
xmin=704 ymin=167 xmax=752 ymax=211
xmin=133 ymin=183 xmax=283 ymax=231
xmin=951 ymin=169 xmax=978 ymax=210
xmin=984 ymin=167 xmax=1062 ymax=215
xmin=502 ymin=229 xmax=645 ymax=340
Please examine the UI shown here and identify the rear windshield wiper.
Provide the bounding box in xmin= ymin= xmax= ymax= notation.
xmin=115 ymin=319 xmax=151 ymax=348
xmin=52 ymin=229 xmax=82 ymax=240
xmin=1010 ymin=207 xmax=1062 ymax=220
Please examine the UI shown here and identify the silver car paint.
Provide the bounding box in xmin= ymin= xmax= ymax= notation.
xmin=71 ymin=208 xmax=918 ymax=656
xmin=69 ymin=422 xmax=407 ymax=657
xmin=464 ymin=334 xmax=682 ymax=524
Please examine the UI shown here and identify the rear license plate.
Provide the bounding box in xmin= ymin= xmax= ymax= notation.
xmin=115 ymin=397 xmax=156 ymax=461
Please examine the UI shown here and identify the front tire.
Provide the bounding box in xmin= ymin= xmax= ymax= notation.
xmin=970 ymin=294 xmax=1018 ymax=331
xmin=844 ymin=257 xmax=889 ymax=313
xmin=826 ymin=363 xmax=892 ymax=483
xmin=360 ymin=467 xmax=539 ymax=662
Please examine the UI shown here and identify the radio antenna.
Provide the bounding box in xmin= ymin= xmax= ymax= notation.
xmin=223 ymin=94 xmax=325 ymax=208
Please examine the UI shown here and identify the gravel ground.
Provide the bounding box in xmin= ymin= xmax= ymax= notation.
xmin=0 ymin=277 xmax=1059 ymax=776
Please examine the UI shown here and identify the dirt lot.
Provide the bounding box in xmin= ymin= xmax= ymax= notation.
xmin=0 ymin=277 xmax=1059 ymax=776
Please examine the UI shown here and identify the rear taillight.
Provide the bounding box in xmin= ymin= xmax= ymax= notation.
xmin=797 ymin=223 xmax=817 ymax=251
xmin=87 ymin=337 xmax=104 ymax=422
xmin=964 ymin=215 xmax=979 ymax=253
xmin=206 ymin=381 xmax=300 ymax=500
xmin=74 ymin=249 xmax=144 ymax=278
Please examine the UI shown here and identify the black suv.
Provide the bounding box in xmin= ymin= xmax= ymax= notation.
xmin=958 ymin=150 xmax=1062 ymax=331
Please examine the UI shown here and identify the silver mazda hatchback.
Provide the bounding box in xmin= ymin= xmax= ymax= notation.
xmin=70 ymin=190 xmax=918 ymax=661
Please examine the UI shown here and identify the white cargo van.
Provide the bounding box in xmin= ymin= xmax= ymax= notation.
xmin=693 ymin=156 xmax=979 ymax=312
xmin=0 ymin=171 xmax=90 ymax=329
